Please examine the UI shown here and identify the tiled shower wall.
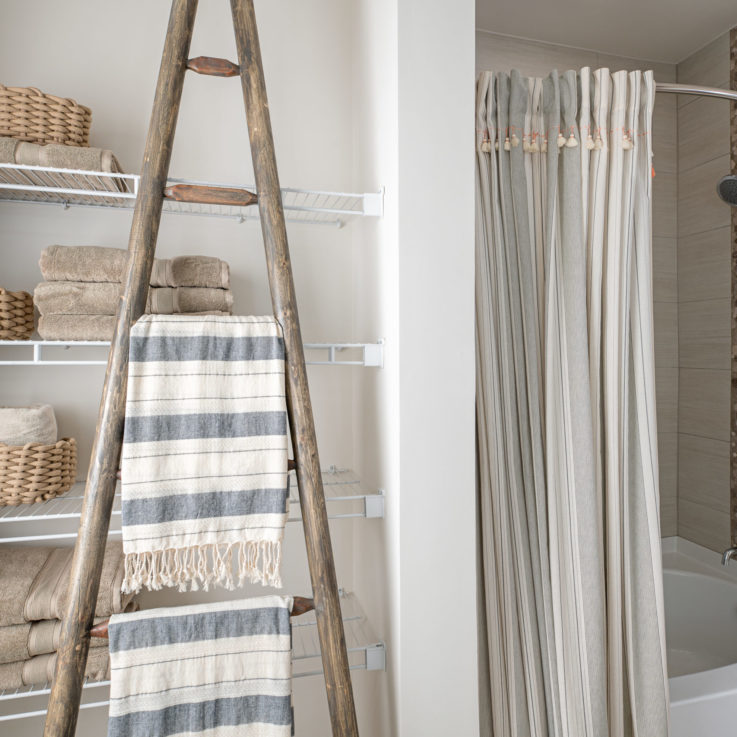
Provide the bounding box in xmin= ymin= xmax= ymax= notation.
xmin=475 ymin=31 xmax=680 ymax=536
xmin=675 ymin=32 xmax=732 ymax=551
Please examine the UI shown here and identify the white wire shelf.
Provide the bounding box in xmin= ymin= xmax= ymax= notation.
xmin=0 ymin=339 xmax=384 ymax=368
xmin=0 ymin=467 xmax=384 ymax=544
xmin=0 ymin=591 xmax=384 ymax=722
xmin=0 ymin=163 xmax=384 ymax=227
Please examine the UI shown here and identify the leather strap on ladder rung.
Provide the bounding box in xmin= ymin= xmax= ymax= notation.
xmin=163 ymin=183 xmax=257 ymax=207
xmin=187 ymin=56 xmax=240 ymax=77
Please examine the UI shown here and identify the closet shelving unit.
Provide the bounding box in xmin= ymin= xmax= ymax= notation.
xmin=0 ymin=159 xmax=386 ymax=726
xmin=0 ymin=163 xmax=384 ymax=227
xmin=0 ymin=593 xmax=385 ymax=723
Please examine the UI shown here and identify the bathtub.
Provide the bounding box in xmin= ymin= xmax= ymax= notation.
xmin=663 ymin=537 xmax=737 ymax=737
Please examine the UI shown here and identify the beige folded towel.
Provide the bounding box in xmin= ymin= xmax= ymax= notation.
xmin=0 ymin=618 xmax=108 ymax=665
xmin=0 ymin=136 xmax=17 ymax=162
xmin=0 ymin=542 xmax=133 ymax=627
xmin=39 ymin=246 xmax=230 ymax=289
xmin=0 ymin=647 xmax=109 ymax=690
xmin=0 ymin=404 xmax=57 ymax=445
xmin=35 ymin=282 xmax=233 ymax=316
xmin=0 ymin=136 xmax=126 ymax=192
xmin=38 ymin=312 xmax=230 ymax=341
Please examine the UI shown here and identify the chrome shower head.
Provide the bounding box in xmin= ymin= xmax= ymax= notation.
xmin=717 ymin=175 xmax=737 ymax=206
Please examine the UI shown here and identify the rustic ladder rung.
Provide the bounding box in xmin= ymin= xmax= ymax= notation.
xmin=43 ymin=2 xmax=360 ymax=736
xmin=187 ymin=55 xmax=240 ymax=77
xmin=163 ymin=183 xmax=257 ymax=207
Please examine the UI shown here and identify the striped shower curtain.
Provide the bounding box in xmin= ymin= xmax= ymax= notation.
xmin=475 ymin=68 xmax=669 ymax=737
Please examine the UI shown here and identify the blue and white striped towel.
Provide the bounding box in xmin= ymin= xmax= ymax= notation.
xmin=107 ymin=596 xmax=293 ymax=737
xmin=121 ymin=315 xmax=289 ymax=593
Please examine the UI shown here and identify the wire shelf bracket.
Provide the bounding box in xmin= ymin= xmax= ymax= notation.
xmin=0 ymin=468 xmax=384 ymax=544
xmin=0 ymin=163 xmax=384 ymax=227
xmin=0 ymin=592 xmax=383 ymax=722
xmin=0 ymin=339 xmax=384 ymax=368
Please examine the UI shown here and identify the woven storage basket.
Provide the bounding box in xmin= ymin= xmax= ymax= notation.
xmin=0 ymin=437 xmax=77 ymax=506
xmin=0 ymin=288 xmax=34 ymax=340
xmin=0 ymin=84 xmax=91 ymax=146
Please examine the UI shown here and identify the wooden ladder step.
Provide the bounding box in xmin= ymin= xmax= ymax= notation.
xmin=163 ymin=183 xmax=257 ymax=207
xmin=187 ymin=56 xmax=240 ymax=77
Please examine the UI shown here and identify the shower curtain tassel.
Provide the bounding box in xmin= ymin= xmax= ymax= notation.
xmin=511 ymin=133 xmax=520 ymax=148
xmin=541 ymin=137 xmax=548 ymax=153
xmin=504 ymin=136 xmax=511 ymax=151
xmin=556 ymin=132 xmax=566 ymax=148
xmin=565 ymin=132 xmax=578 ymax=148
xmin=585 ymin=134 xmax=595 ymax=150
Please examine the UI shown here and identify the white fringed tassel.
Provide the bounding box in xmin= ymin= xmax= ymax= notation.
xmin=565 ymin=133 xmax=578 ymax=148
xmin=556 ymin=132 xmax=566 ymax=148
xmin=121 ymin=540 xmax=283 ymax=594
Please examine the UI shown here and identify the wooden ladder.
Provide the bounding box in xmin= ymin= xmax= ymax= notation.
xmin=42 ymin=1 xmax=359 ymax=735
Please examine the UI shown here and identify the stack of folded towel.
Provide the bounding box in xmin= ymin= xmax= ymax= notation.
xmin=35 ymin=246 xmax=233 ymax=341
xmin=0 ymin=541 xmax=135 ymax=689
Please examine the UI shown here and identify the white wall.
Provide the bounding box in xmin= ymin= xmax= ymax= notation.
xmin=352 ymin=1 xmax=478 ymax=736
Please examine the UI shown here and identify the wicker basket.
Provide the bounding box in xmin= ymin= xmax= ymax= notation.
xmin=0 ymin=288 xmax=34 ymax=340
xmin=0 ymin=84 xmax=91 ymax=146
xmin=0 ymin=437 xmax=77 ymax=506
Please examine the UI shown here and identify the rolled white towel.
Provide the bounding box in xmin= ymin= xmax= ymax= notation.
xmin=0 ymin=405 xmax=57 ymax=446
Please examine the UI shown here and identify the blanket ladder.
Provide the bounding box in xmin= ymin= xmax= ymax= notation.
xmin=42 ymin=1 xmax=360 ymax=735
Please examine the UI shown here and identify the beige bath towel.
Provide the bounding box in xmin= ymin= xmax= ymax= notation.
xmin=38 ymin=312 xmax=230 ymax=341
xmin=39 ymin=246 xmax=230 ymax=289
xmin=0 ymin=404 xmax=57 ymax=445
xmin=35 ymin=282 xmax=233 ymax=316
xmin=0 ymin=618 xmax=108 ymax=665
xmin=0 ymin=137 xmax=126 ymax=192
xmin=0 ymin=542 xmax=133 ymax=627
xmin=0 ymin=647 xmax=109 ymax=690
xmin=0 ymin=136 xmax=17 ymax=163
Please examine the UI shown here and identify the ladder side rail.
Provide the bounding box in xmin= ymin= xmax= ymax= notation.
xmin=230 ymin=2 xmax=360 ymax=735
xmin=42 ymin=2 xmax=199 ymax=735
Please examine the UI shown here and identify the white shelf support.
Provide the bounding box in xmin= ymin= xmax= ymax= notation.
xmin=0 ymin=468 xmax=384 ymax=543
xmin=0 ymin=592 xmax=384 ymax=722
xmin=0 ymin=163 xmax=383 ymax=227
xmin=0 ymin=340 xmax=384 ymax=368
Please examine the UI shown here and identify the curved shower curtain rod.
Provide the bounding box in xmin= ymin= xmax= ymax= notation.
xmin=655 ymin=82 xmax=737 ymax=101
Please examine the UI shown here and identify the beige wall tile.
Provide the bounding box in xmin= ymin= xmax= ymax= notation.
xmin=678 ymin=497 xmax=731 ymax=552
xmin=678 ymin=368 xmax=730 ymax=440
xmin=476 ymin=31 xmax=597 ymax=77
xmin=677 ymin=155 xmax=731 ymax=237
xmin=656 ymin=366 xmax=678 ymax=433
xmin=677 ymin=226 xmax=731 ymax=302
xmin=653 ymin=170 xmax=677 ymax=239
xmin=678 ymin=299 xmax=730 ymax=369
xmin=678 ymin=433 xmax=729 ymax=512
xmin=677 ymin=96 xmax=730 ymax=173
xmin=676 ymin=32 xmax=730 ymax=97
xmin=655 ymin=301 xmax=678 ymax=368
xmin=653 ymin=236 xmax=677 ymax=303
xmin=596 ymin=54 xmax=676 ymax=83
xmin=659 ymin=431 xmax=678 ymax=536
xmin=653 ymin=95 xmax=677 ymax=175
